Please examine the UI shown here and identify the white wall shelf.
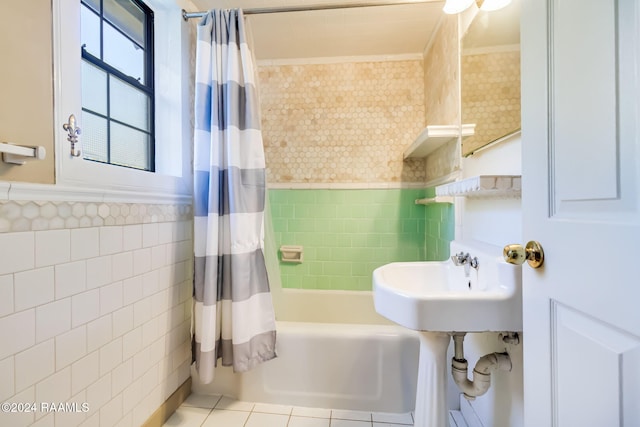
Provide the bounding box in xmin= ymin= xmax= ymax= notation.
xmin=404 ymin=124 xmax=475 ymax=159
xmin=435 ymin=175 xmax=521 ymax=198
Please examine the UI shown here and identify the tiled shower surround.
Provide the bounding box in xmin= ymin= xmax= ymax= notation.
xmin=0 ymin=200 xmax=193 ymax=427
xmin=258 ymin=59 xmax=426 ymax=184
xmin=258 ymin=57 xmax=455 ymax=291
xmin=269 ymin=189 xmax=453 ymax=291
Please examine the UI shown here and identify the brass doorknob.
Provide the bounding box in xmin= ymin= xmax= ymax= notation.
xmin=503 ymin=241 xmax=544 ymax=268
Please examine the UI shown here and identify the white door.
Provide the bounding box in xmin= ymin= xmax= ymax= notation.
xmin=521 ymin=0 xmax=640 ymax=426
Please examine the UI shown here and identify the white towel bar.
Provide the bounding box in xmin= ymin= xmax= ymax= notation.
xmin=0 ymin=142 xmax=46 ymax=165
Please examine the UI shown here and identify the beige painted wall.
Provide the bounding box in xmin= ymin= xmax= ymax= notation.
xmin=0 ymin=1 xmax=55 ymax=184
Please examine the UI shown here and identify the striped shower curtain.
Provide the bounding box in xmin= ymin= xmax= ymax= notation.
xmin=192 ymin=9 xmax=277 ymax=384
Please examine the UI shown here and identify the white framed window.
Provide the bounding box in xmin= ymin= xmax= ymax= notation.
xmin=53 ymin=0 xmax=192 ymax=200
xmin=81 ymin=0 xmax=155 ymax=171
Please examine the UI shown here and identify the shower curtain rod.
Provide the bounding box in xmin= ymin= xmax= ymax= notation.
xmin=182 ymin=0 xmax=437 ymax=20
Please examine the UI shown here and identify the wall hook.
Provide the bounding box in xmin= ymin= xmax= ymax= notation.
xmin=63 ymin=114 xmax=82 ymax=157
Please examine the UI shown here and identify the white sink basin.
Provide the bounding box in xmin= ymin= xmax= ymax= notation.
xmin=373 ymin=241 xmax=522 ymax=332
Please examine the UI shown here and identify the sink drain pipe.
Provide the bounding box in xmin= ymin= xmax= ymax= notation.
xmin=450 ymin=333 xmax=512 ymax=400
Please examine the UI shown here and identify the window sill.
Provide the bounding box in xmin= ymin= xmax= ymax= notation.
xmin=0 ymin=181 xmax=191 ymax=204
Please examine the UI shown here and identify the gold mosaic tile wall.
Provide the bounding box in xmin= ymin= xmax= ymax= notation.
xmin=461 ymin=50 xmax=521 ymax=155
xmin=423 ymin=15 xmax=461 ymax=182
xmin=425 ymin=138 xmax=460 ymax=183
xmin=423 ymin=15 xmax=460 ymax=127
xmin=258 ymin=60 xmax=426 ymax=184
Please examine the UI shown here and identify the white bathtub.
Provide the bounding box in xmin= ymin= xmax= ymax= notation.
xmin=191 ymin=289 xmax=420 ymax=412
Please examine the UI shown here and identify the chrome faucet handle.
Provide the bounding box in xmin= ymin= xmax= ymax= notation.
xmin=451 ymin=252 xmax=469 ymax=266
xmin=469 ymin=256 xmax=479 ymax=270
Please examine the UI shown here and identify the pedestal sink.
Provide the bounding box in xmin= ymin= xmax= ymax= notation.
xmin=372 ymin=240 xmax=522 ymax=427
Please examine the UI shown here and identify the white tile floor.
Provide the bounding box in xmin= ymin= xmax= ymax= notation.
xmin=163 ymin=394 xmax=416 ymax=427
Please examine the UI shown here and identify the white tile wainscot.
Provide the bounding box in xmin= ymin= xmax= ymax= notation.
xmin=0 ymin=198 xmax=193 ymax=427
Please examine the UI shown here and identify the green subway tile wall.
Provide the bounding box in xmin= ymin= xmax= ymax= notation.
xmin=423 ymin=188 xmax=455 ymax=261
xmin=268 ymin=188 xmax=454 ymax=291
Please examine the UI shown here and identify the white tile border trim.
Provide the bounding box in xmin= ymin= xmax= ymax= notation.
xmin=0 ymin=197 xmax=192 ymax=233
xmin=268 ymin=182 xmax=427 ymax=190
xmin=3 ymin=181 xmax=430 ymax=199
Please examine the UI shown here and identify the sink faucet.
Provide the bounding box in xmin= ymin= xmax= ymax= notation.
xmin=451 ymin=252 xmax=479 ymax=277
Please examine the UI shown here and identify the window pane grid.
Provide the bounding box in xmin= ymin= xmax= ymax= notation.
xmin=80 ymin=0 xmax=154 ymax=172
xmin=82 ymin=108 xmax=152 ymax=136
xmin=81 ymin=110 xmax=109 ymax=163
xmin=80 ymin=4 xmax=101 ymax=58
xmin=82 ymin=51 xmax=152 ymax=94
xmin=81 ymin=60 xmax=107 ymax=115
xmin=110 ymin=121 xmax=151 ymax=170
xmin=83 ymin=0 xmax=100 ymax=13
xmin=110 ymin=74 xmax=151 ymax=131
xmin=81 ymin=0 xmax=150 ymax=85
xmin=104 ymin=0 xmax=146 ymax=47
xmin=103 ymin=18 xmax=145 ymax=50
xmin=82 ymin=109 xmax=153 ymax=171
xmin=103 ymin=22 xmax=145 ymax=83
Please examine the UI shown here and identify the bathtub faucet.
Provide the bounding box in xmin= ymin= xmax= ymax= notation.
xmin=451 ymin=252 xmax=478 ymax=277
